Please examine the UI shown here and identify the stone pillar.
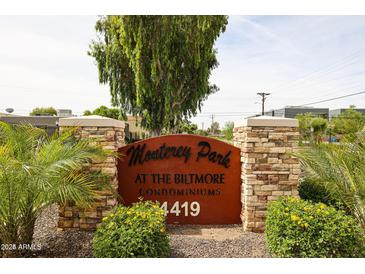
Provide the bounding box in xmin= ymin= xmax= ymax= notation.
xmin=57 ymin=115 xmax=125 ymax=230
xmin=233 ymin=116 xmax=300 ymax=232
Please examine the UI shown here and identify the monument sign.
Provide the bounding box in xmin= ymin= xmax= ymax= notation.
xmin=117 ymin=134 xmax=241 ymax=224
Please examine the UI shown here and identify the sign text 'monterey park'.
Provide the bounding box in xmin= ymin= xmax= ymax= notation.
xmin=117 ymin=134 xmax=242 ymax=224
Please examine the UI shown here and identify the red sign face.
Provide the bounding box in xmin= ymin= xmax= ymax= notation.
xmin=117 ymin=134 xmax=241 ymax=224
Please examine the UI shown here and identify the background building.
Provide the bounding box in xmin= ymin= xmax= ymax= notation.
xmin=0 ymin=115 xmax=59 ymax=135
xmin=0 ymin=110 xmax=150 ymax=142
xmin=264 ymin=106 xmax=329 ymax=119
xmin=329 ymin=108 xmax=365 ymax=119
xmin=124 ymin=115 xmax=150 ymax=141
xmin=56 ymin=109 xmax=73 ymax=117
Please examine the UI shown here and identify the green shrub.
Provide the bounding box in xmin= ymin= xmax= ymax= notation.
xmin=295 ymin=135 xmax=365 ymax=227
xmin=299 ymin=178 xmax=342 ymax=208
xmin=92 ymin=200 xmax=170 ymax=258
xmin=0 ymin=123 xmax=111 ymax=257
xmin=266 ymin=197 xmax=365 ymax=258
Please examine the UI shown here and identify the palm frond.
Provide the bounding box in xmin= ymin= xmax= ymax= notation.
xmin=295 ymin=135 xmax=365 ymax=227
xmin=0 ymin=123 xmax=115 ymax=246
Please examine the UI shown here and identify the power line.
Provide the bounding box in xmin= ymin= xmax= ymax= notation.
xmin=280 ymin=72 xmax=362 ymax=100
xmin=197 ymin=111 xmax=257 ymax=114
xmin=272 ymin=48 xmax=365 ymax=92
xmin=301 ymin=91 xmax=365 ymax=106
xmin=275 ymin=57 xmax=365 ymax=93
xmin=294 ymin=79 xmax=365 ymax=104
xmin=196 ymin=113 xmax=256 ymax=117
xmin=269 ymin=79 xmax=365 ymax=111
xmin=274 ymin=64 xmax=365 ymax=99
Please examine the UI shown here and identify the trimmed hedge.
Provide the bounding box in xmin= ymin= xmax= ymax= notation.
xmin=92 ymin=200 xmax=170 ymax=258
xmin=265 ymin=197 xmax=365 ymax=258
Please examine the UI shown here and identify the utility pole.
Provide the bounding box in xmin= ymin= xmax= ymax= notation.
xmin=210 ymin=114 xmax=215 ymax=134
xmin=257 ymin=92 xmax=270 ymax=115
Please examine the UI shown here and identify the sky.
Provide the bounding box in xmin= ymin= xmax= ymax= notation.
xmin=1 ymin=15 xmax=365 ymax=129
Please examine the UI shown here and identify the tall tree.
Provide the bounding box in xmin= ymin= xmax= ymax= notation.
xmin=89 ymin=16 xmax=228 ymax=135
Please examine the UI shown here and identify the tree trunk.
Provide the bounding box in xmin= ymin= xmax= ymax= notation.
xmin=1 ymin=223 xmax=21 ymax=257
xmin=20 ymin=218 xmax=36 ymax=246
xmin=151 ymin=129 xmax=161 ymax=136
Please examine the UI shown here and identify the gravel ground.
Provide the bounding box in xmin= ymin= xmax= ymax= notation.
xmin=32 ymin=205 xmax=93 ymax=258
xmin=31 ymin=205 xmax=269 ymax=258
xmin=168 ymin=225 xmax=270 ymax=258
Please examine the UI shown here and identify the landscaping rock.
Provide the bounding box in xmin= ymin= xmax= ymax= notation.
xmin=32 ymin=205 xmax=270 ymax=258
xmin=168 ymin=225 xmax=270 ymax=258
xmin=32 ymin=204 xmax=93 ymax=258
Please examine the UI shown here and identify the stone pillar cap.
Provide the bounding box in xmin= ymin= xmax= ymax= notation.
xmin=236 ymin=116 xmax=298 ymax=127
xmin=59 ymin=115 xmax=125 ymax=128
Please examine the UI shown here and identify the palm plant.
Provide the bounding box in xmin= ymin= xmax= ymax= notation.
xmin=0 ymin=122 xmax=112 ymax=256
xmin=296 ymin=132 xmax=365 ymax=227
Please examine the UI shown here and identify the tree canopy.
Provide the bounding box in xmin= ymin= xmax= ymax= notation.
xmin=83 ymin=105 xmax=122 ymax=120
xmin=331 ymin=106 xmax=365 ymax=139
xmin=30 ymin=107 xmax=57 ymax=116
xmin=209 ymin=121 xmax=220 ymax=135
xmin=174 ymin=120 xmax=198 ymax=134
xmin=296 ymin=113 xmax=328 ymax=144
xmin=222 ymin=121 xmax=234 ymax=140
xmin=89 ymin=15 xmax=228 ymax=134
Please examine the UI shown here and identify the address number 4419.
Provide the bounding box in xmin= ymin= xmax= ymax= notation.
xmin=160 ymin=201 xmax=200 ymax=217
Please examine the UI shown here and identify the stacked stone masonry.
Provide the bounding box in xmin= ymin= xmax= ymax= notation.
xmin=233 ymin=124 xmax=300 ymax=232
xmin=58 ymin=125 xmax=125 ymax=230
